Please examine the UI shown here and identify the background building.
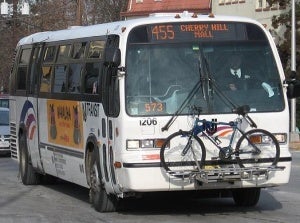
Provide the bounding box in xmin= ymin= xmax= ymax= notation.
xmin=212 ymin=0 xmax=287 ymax=28
xmin=212 ymin=0 xmax=288 ymax=44
xmin=121 ymin=0 xmax=211 ymax=19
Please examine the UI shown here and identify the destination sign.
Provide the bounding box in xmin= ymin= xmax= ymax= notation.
xmin=127 ymin=22 xmax=266 ymax=44
xmin=151 ymin=23 xmax=231 ymax=41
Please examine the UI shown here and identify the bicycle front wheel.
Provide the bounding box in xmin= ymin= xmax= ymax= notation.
xmin=235 ymin=129 xmax=280 ymax=168
xmin=160 ymin=131 xmax=206 ymax=177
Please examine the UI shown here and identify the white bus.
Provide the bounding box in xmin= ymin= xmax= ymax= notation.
xmin=9 ymin=12 xmax=300 ymax=212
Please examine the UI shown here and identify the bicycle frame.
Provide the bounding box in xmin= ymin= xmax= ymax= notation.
xmin=191 ymin=115 xmax=260 ymax=159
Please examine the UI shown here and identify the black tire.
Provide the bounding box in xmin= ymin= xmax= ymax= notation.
xmin=235 ymin=129 xmax=280 ymax=168
xmin=19 ymin=133 xmax=40 ymax=185
xmin=160 ymin=130 xmax=206 ymax=177
xmin=232 ymin=188 xmax=261 ymax=206
xmin=89 ymin=149 xmax=118 ymax=212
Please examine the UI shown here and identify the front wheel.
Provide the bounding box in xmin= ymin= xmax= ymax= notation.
xmin=160 ymin=131 xmax=206 ymax=177
xmin=89 ymin=149 xmax=118 ymax=212
xmin=19 ymin=133 xmax=40 ymax=185
xmin=232 ymin=188 xmax=261 ymax=206
xmin=235 ymin=129 xmax=280 ymax=168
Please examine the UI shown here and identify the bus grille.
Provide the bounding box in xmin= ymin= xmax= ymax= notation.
xmin=10 ymin=122 xmax=18 ymax=160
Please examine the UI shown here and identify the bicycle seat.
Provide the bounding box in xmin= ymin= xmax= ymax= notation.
xmin=232 ymin=105 xmax=250 ymax=116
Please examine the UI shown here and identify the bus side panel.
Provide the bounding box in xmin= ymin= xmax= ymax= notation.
xmin=38 ymin=98 xmax=89 ymax=187
xmin=37 ymin=98 xmax=58 ymax=178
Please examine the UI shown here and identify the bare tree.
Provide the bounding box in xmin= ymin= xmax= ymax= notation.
xmin=0 ymin=0 xmax=129 ymax=93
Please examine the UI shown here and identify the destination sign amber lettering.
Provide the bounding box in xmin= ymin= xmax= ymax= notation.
xmin=151 ymin=25 xmax=175 ymax=40
xmin=180 ymin=24 xmax=209 ymax=32
xmin=181 ymin=23 xmax=229 ymax=39
xmin=211 ymin=23 xmax=229 ymax=31
xmin=151 ymin=23 xmax=230 ymax=41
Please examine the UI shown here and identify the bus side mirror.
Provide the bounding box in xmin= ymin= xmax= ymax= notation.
xmin=104 ymin=48 xmax=121 ymax=67
xmin=287 ymin=71 xmax=300 ymax=99
xmin=287 ymin=79 xmax=300 ymax=99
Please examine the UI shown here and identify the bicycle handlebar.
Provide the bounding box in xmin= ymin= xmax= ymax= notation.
xmin=232 ymin=105 xmax=250 ymax=116
xmin=190 ymin=105 xmax=202 ymax=116
xmin=232 ymin=105 xmax=257 ymax=128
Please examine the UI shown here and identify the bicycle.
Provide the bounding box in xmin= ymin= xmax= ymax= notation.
xmin=160 ymin=105 xmax=280 ymax=178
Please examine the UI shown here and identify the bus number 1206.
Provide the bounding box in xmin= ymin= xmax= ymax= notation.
xmin=140 ymin=118 xmax=158 ymax=126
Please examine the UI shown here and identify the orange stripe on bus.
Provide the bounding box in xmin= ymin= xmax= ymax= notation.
xmin=219 ymin=129 xmax=232 ymax=137
xmin=142 ymin=154 xmax=160 ymax=160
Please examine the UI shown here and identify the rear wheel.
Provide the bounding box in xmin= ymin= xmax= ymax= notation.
xmin=19 ymin=133 xmax=40 ymax=185
xmin=160 ymin=130 xmax=206 ymax=177
xmin=89 ymin=149 xmax=118 ymax=212
xmin=232 ymin=188 xmax=261 ymax=206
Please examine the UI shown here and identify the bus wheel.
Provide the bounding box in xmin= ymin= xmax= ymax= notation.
xmin=19 ymin=133 xmax=40 ymax=185
xmin=89 ymin=150 xmax=118 ymax=212
xmin=232 ymin=188 xmax=261 ymax=207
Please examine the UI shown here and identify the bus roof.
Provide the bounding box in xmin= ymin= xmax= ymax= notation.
xmin=17 ymin=12 xmax=263 ymax=46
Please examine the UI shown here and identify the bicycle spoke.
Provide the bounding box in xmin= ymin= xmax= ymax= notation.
xmin=160 ymin=131 xmax=206 ymax=177
xmin=235 ymin=129 xmax=280 ymax=168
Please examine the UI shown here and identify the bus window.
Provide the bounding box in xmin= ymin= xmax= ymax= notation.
xmin=88 ymin=41 xmax=105 ymax=59
xmin=16 ymin=48 xmax=31 ymax=90
xmin=72 ymin=42 xmax=86 ymax=59
xmin=57 ymin=45 xmax=71 ymax=62
xmin=29 ymin=46 xmax=42 ymax=95
xmin=40 ymin=66 xmax=52 ymax=92
xmin=43 ymin=46 xmax=57 ymax=62
xmin=16 ymin=67 xmax=27 ymax=90
xmin=53 ymin=65 xmax=67 ymax=93
xmin=20 ymin=48 xmax=31 ymax=64
xmin=68 ymin=63 xmax=83 ymax=93
xmin=84 ymin=62 xmax=101 ymax=94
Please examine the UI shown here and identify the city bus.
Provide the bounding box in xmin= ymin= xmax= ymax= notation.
xmin=9 ymin=12 xmax=300 ymax=212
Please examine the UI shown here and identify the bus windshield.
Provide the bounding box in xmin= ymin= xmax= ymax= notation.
xmin=125 ymin=22 xmax=284 ymax=116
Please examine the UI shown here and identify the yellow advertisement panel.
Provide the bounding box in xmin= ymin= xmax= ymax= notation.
xmin=47 ymin=100 xmax=83 ymax=149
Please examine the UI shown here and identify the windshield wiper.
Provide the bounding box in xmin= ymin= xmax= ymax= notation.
xmin=161 ymin=47 xmax=210 ymax=132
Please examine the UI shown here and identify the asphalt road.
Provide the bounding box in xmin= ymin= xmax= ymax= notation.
xmin=0 ymin=151 xmax=300 ymax=223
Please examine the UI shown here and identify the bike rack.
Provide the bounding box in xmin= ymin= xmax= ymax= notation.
xmin=167 ymin=166 xmax=285 ymax=184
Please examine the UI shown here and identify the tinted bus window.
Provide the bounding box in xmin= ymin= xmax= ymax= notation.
xmin=20 ymin=49 xmax=31 ymax=64
xmin=84 ymin=62 xmax=101 ymax=94
xmin=68 ymin=63 xmax=83 ymax=93
xmin=40 ymin=66 xmax=52 ymax=92
xmin=44 ymin=46 xmax=57 ymax=62
xmin=57 ymin=45 xmax=71 ymax=62
xmin=53 ymin=65 xmax=67 ymax=93
xmin=72 ymin=42 xmax=86 ymax=59
xmin=88 ymin=41 xmax=105 ymax=59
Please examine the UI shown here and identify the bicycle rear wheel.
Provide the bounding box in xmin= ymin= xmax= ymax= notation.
xmin=235 ymin=129 xmax=280 ymax=168
xmin=160 ymin=130 xmax=206 ymax=177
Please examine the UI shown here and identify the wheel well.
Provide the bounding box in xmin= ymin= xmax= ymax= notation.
xmin=18 ymin=126 xmax=26 ymax=141
xmin=85 ymin=138 xmax=97 ymax=186
xmin=18 ymin=125 xmax=27 ymax=161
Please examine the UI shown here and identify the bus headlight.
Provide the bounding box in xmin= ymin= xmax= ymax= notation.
xmin=249 ymin=133 xmax=286 ymax=145
xmin=127 ymin=140 xmax=140 ymax=149
xmin=126 ymin=139 xmax=167 ymax=150
xmin=141 ymin=139 xmax=154 ymax=148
